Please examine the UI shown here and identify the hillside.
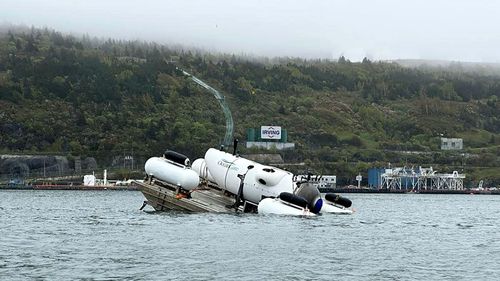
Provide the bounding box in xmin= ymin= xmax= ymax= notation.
xmin=0 ymin=28 xmax=499 ymax=186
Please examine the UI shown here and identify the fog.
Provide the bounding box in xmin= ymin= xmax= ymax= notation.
xmin=1 ymin=0 xmax=500 ymax=62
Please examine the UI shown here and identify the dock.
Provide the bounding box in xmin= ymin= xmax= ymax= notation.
xmin=319 ymin=188 xmax=406 ymax=193
xmin=0 ymin=184 xmax=138 ymax=191
xmin=319 ymin=187 xmax=500 ymax=195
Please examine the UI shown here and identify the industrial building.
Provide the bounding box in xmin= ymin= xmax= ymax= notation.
xmin=295 ymin=175 xmax=336 ymax=189
xmin=369 ymin=166 xmax=465 ymax=191
xmin=441 ymin=138 xmax=463 ymax=150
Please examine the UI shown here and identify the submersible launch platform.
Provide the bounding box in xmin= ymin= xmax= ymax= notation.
xmin=136 ymin=177 xmax=235 ymax=213
xmin=136 ymin=148 xmax=353 ymax=215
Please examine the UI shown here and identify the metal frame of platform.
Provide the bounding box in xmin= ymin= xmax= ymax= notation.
xmin=135 ymin=179 xmax=235 ymax=212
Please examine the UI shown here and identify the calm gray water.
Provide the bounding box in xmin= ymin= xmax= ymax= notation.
xmin=1 ymin=190 xmax=499 ymax=281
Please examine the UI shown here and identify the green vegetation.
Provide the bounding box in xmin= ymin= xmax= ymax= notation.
xmin=0 ymin=27 xmax=499 ymax=186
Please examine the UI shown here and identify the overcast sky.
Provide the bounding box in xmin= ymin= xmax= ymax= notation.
xmin=1 ymin=0 xmax=500 ymax=62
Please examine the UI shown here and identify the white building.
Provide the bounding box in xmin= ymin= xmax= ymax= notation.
xmin=441 ymin=138 xmax=463 ymax=150
xmin=246 ymin=141 xmax=295 ymax=150
xmin=296 ymin=175 xmax=336 ymax=189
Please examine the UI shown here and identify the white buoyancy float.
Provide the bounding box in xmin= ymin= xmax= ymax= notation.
xmin=144 ymin=156 xmax=199 ymax=190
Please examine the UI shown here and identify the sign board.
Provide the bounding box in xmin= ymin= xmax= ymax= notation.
xmin=356 ymin=175 xmax=362 ymax=182
xmin=261 ymin=126 xmax=281 ymax=140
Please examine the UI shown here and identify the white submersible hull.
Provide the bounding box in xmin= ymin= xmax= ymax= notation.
xmin=140 ymin=148 xmax=353 ymax=216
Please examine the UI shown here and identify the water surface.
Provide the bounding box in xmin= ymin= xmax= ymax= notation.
xmin=1 ymin=190 xmax=499 ymax=280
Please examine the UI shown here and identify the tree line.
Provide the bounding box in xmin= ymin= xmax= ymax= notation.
xmin=0 ymin=27 xmax=499 ymax=186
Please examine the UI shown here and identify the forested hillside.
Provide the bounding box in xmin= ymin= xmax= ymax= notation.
xmin=1 ymin=28 xmax=499 ymax=185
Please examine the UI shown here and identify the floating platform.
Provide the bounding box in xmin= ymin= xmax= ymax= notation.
xmin=135 ymin=179 xmax=235 ymax=212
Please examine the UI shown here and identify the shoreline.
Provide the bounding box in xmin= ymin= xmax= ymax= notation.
xmin=2 ymin=185 xmax=497 ymax=195
xmin=320 ymin=188 xmax=500 ymax=195
xmin=0 ymin=184 xmax=139 ymax=191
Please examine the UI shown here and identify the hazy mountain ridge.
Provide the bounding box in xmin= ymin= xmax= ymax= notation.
xmin=393 ymin=59 xmax=500 ymax=75
xmin=0 ymin=27 xmax=499 ymax=185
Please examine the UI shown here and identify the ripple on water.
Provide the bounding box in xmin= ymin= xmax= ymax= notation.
xmin=1 ymin=191 xmax=500 ymax=281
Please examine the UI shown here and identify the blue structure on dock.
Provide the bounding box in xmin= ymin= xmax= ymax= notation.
xmin=368 ymin=168 xmax=385 ymax=188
